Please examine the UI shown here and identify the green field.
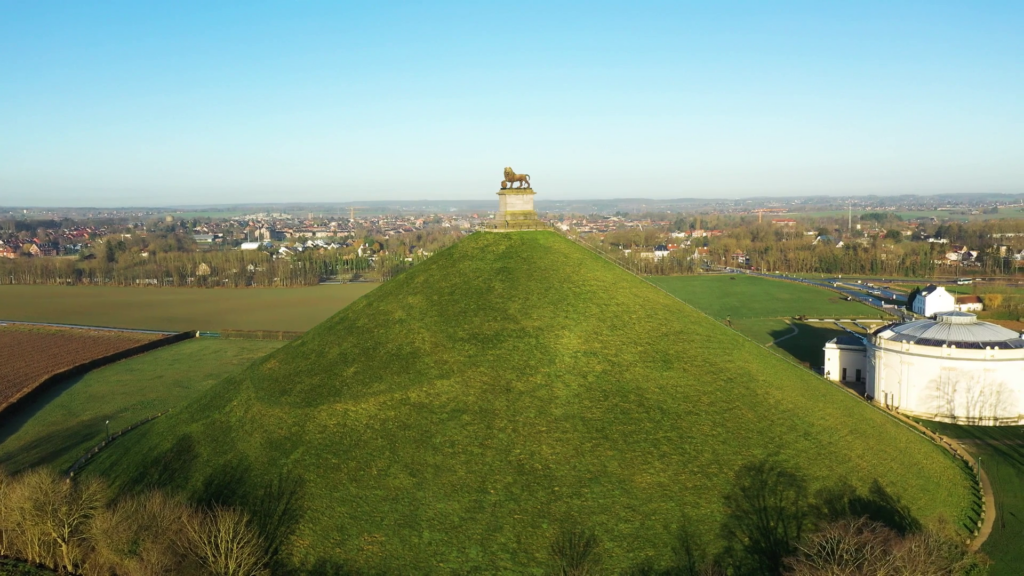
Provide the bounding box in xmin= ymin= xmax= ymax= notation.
xmin=85 ymin=231 xmax=972 ymax=574
xmin=0 ymin=284 xmax=377 ymax=332
xmin=0 ymin=338 xmax=285 ymax=474
xmin=649 ymin=275 xmax=882 ymax=320
xmin=649 ymin=276 xmax=883 ymax=368
xmin=918 ymin=422 xmax=1024 ymax=576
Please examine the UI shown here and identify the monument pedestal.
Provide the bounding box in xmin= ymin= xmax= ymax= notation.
xmin=491 ymin=188 xmax=547 ymax=230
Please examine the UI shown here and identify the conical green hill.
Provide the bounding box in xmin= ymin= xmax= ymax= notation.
xmin=89 ymin=231 xmax=971 ymax=573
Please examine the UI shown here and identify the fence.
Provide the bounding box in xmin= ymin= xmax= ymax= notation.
xmin=66 ymin=410 xmax=171 ymax=477
xmin=198 ymin=329 xmax=304 ymax=341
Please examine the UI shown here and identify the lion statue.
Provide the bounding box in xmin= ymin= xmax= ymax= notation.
xmin=503 ymin=167 xmax=531 ymax=189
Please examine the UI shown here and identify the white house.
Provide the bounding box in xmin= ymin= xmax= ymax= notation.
xmin=912 ymin=285 xmax=955 ymax=317
xmin=954 ymin=295 xmax=984 ymax=313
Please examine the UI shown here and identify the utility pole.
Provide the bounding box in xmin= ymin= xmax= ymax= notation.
xmin=848 ymin=200 xmax=852 ymax=234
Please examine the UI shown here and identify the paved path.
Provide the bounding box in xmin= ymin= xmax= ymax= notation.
xmin=973 ymin=466 xmax=995 ymax=551
xmin=766 ymin=322 xmax=798 ymax=346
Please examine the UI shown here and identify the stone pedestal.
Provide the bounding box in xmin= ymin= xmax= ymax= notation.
xmin=492 ymin=188 xmax=547 ymax=230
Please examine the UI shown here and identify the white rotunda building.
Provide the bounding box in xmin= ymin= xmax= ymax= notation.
xmin=864 ymin=312 xmax=1024 ymax=425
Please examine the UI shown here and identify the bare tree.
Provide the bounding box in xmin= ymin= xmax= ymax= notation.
xmin=6 ymin=468 xmax=59 ymax=567
xmin=0 ymin=468 xmax=13 ymax=557
xmin=786 ymin=518 xmax=896 ymax=575
xmin=180 ymin=504 xmax=269 ymax=576
xmin=87 ymin=491 xmax=190 ymax=576
xmin=786 ymin=518 xmax=987 ymax=576
xmin=43 ymin=473 xmax=106 ymax=572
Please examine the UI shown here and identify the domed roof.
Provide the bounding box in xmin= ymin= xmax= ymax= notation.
xmin=876 ymin=312 xmax=1024 ymax=349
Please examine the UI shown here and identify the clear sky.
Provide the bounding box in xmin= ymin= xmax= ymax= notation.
xmin=2 ymin=1 xmax=1022 ymax=206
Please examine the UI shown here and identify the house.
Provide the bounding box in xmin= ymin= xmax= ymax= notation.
xmin=0 ymin=245 xmax=17 ymax=259
xmin=771 ymin=219 xmax=796 ymax=226
xmin=653 ymin=245 xmax=670 ymax=259
xmin=730 ymin=250 xmax=749 ymax=265
xmin=954 ymin=295 xmax=984 ymax=312
xmin=691 ymin=247 xmax=710 ymax=261
xmin=912 ymin=285 xmax=956 ymax=317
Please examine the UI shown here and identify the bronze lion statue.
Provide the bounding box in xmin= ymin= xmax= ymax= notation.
xmin=503 ymin=167 xmax=531 ymax=189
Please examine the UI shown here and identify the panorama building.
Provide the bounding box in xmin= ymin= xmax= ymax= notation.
xmin=825 ymin=311 xmax=1024 ymax=425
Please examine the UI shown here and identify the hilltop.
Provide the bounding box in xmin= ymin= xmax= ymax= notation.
xmin=87 ymin=231 xmax=971 ymax=574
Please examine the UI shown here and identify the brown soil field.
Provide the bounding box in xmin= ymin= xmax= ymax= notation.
xmin=989 ymin=319 xmax=1024 ymax=332
xmin=0 ymin=325 xmax=162 ymax=410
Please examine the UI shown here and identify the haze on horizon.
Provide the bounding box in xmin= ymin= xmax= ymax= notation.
xmin=2 ymin=1 xmax=1022 ymax=207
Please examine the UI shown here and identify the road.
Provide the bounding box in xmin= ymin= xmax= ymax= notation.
xmin=0 ymin=320 xmax=179 ymax=335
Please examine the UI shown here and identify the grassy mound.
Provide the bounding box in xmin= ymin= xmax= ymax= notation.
xmin=86 ymin=231 xmax=972 ymax=574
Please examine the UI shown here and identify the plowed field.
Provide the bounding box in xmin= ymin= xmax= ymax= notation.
xmin=0 ymin=325 xmax=162 ymax=410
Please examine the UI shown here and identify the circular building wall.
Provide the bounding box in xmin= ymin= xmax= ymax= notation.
xmin=866 ymin=312 xmax=1024 ymax=425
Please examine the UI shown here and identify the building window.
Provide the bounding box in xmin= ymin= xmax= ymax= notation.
xmin=842 ymin=368 xmax=847 ymax=381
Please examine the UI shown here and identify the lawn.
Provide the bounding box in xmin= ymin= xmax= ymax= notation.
xmin=85 ymin=231 xmax=973 ymax=574
xmin=0 ymin=284 xmax=376 ymax=332
xmin=649 ymin=274 xmax=881 ymax=319
xmin=917 ymin=421 xmax=1024 ymax=576
xmin=728 ymin=319 xmax=854 ymax=368
xmin=0 ymin=338 xmax=285 ymax=474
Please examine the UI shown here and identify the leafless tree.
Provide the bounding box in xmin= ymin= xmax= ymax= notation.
xmin=0 ymin=468 xmax=13 ymax=557
xmin=87 ymin=491 xmax=190 ymax=576
xmin=48 ymin=477 xmax=106 ymax=572
xmin=180 ymin=504 xmax=269 ymax=576
xmin=786 ymin=518 xmax=987 ymax=576
xmin=5 ymin=468 xmax=59 ymax=567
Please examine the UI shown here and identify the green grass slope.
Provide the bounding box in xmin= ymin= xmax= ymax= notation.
xmin=86 ymin=232 xmax=972 ymax=574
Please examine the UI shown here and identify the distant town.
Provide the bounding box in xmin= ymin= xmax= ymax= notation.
xmin=2 ymin=193 xmax=1022 ymax=287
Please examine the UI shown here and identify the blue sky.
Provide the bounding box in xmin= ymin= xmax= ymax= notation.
xmin=1 ymin=1 xmax=1022 ymax=206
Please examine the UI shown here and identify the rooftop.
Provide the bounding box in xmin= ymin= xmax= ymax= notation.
xmin=876 ymin=312 xmax=1024 ymax=349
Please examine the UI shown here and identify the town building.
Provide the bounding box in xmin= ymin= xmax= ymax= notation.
xmin=912 ymin=285 xmax=955 ymax=317
xmin=954 ymin=295 xmax=984 ymax=313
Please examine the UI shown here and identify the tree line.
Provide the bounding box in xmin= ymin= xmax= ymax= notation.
xmin=1 ymin=458 xmax=986 ymax=575
xmin=0 ymin=230 xmax=462 ymax=287
xmin=0 ymin=468 xmax=271 ymax=576
xmin=580 ymin=215 xmax=1024 ymax=278
xmin=550 ymin=458 xmax=986 ymax=576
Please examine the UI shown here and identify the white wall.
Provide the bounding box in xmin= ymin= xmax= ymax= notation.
xmin=824 ymin=343 xmax=867 ymax=383
xmin=867 ymin=339 xmax=1024 ymax=424
xmin=912 ymin=287 xmax=955 ymax=317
